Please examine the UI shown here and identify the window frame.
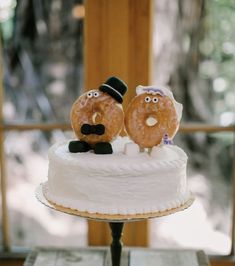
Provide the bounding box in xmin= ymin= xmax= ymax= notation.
xmin=1 ymin=0 xmax=235 ymax=263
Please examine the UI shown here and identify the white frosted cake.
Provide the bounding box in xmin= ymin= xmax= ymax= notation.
xmin=43 ymin=137 xmax=191 ymax=215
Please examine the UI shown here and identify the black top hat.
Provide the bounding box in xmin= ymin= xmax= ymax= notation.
xmin=99 ymin=76 xmax=127 ymax=103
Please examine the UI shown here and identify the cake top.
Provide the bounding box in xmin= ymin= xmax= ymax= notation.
xmin=49 ymin=138 xmax=187 ymax=174
xmin=68 ymin=76 xmax=183 ymax=154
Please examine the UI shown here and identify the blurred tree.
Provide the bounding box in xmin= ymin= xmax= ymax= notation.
xmin=154 ymin=0 xmax=235 ymax=125
xmin=1 ymin=0 xmax=84 ymax=123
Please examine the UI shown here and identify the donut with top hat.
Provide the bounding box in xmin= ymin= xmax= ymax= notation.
xmin=69 ymin=76 xmax=127 ymax=154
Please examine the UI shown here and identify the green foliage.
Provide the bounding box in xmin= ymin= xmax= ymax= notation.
xmin=200 ymin=0 xmax=235 ymax=121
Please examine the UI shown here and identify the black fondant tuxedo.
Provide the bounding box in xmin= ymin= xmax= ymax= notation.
xmin=69 ymin=123 xmax=112 ymax=154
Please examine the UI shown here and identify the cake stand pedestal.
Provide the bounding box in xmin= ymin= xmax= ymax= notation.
xmin=36 ymin=183 xmax=194 ymax=266
xmin=109 ymin=222 xmax=124 ymax=266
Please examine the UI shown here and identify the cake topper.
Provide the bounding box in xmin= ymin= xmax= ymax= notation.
xmin=136 ymin=86 xmax=165 ymax=96
xmin=162 ymin=133 xmax=173 ymax=145
xmin=125 ymin=85 xmax=182 ymax=149
xmin=69 ymin=76 xmax=127 ymax=154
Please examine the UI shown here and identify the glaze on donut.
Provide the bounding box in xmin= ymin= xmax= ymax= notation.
xmin=70 ymin=90 xmax=124 ymax=146
xmin=125 ymin=92 xmax=179 ymax=148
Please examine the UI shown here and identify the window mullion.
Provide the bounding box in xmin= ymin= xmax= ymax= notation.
xmin=0 ymin=37 xmax=10 ymax=251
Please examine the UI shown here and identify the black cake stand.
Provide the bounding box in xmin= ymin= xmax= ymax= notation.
xmin=36 ymin=183 xmax=194 ymax=266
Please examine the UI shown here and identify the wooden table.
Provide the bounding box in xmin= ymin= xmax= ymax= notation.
xmin=24 ymin=247 xmax=210 ymax=266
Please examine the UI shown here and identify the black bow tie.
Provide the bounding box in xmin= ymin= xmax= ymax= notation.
xmin=81 ymin=124 xmax=105 ymax=135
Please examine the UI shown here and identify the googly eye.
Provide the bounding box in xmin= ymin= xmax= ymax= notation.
xmin=93 ymin=91 xmax=100 ymax=97
xmin=87 ymin=92 xmax=93 ymax=98
xmin=145 ymin=96 xmax=151 ymax=103
xmin=152 ymin=97 xmax=158 ymax=103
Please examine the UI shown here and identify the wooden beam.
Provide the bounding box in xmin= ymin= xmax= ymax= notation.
xmin=84 ymin=0 xmax=152 ymax=109
xmin=84 ymin=0 xmax=129 ymax=92
xmin=0 ymin=123 xmax=234 ymax=132
xmin=0 ymin=259 xmax=24 ymax=266
xmin=84 ymin=0 xmax=152 ymax=247
xmin=231 ymin=136 xmax=235 ymax=255
xmin=0 ymin=31 xmax=10 ymax=251
xmin=179 ymin=124 xmax=235 ymax=133
xmin=211 ymin=261 xmax=235 ymax=266
xmin=0 ymin=257 xmax=235 ymax=266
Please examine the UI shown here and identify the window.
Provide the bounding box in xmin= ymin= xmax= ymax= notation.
xmin=1 ymin=0 xmax=87 ymax=250
xmin=150 ymin=0 xmax=235 ymax=255
xmin=1 ymin=0 xmax=235 ymax=264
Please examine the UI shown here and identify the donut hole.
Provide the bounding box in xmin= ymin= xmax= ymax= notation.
xmin=146 ymin=116 xmax=158 ymax=127
xmin=92 ymin=112 xmax=102 ymax=124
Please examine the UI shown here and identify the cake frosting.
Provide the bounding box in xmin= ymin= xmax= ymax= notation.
xmin=44 ymin=137 xmax=191 ymax=215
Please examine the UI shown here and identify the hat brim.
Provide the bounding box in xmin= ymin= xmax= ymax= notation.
xmin=99 ymin=85 xmax=123 ymax=103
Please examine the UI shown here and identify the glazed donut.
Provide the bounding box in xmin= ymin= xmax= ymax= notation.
xmin=125 ymin=86 xmax=182 ymax=148
xmin=70 ymin=90 xmax=124 ymax=146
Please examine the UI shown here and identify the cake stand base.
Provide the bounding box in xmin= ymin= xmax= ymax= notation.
xmin=36 ymin=183 xmax=194 ymax=266
xmin=109 ymin=222 xmax=124 ymax=266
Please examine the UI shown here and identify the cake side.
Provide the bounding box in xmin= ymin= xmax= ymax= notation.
xmin=45 ymin=139 xmax=191 ymax=215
